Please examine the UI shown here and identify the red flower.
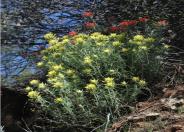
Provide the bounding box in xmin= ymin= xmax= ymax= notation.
xmin=128 ymin=20 xmax=137 ymax=26
xmin=110 ymin=26 xmax=119 ymax=32
xmin=157 ymin=20 xmax=168 ymax=26
xmin=138 ymin=16 xmax=149 ymax=22
xmin=82 ymin=11 xmax=93 ymax=17
xmin=84 ymin=22 xmax=96 ymax=28
xmin=69 ymin=31 xmax=77 ymax=36
xmin=119 ymin=21 xmax=129 ymax=27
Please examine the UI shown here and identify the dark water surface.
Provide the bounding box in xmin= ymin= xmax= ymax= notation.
xmin=1 ymin=0 xmax=105 ymax=86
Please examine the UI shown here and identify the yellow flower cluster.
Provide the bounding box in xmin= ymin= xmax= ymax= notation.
xmin=44 ymin=32 xmax=56 ymax=40
xmin=132 ymin=76 xmax=146 ymax=86
xmin=30 ymin=80 xmax=39 ymax=86
xmin=28 ymin=91 xmax=40 ymax=100
xmin=83 ymin=56 xmax=92 ymax=65
xmin=54 ymin=97 xmax=63 ymax=104
xmin=104 ymin=77 xmax=115 ymax=88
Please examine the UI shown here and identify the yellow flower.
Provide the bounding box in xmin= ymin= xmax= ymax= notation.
xmin=85 ymin=83 xmax=97 ymax=92
xmin=121 ymin=48 xmax=129 ymax=52
xmin=133 ymin=35 xmax=144 ymax=41
xmin=48 ymin=39 xmax=58 ymax=45
xmin=83 ymin=68 xmax=92 ymax=74
xmin=62 ymin=39 xmax=69 ymax=45
xmin=164 ymin=44 xmax=170 ymax=49
xmin=54 ymin=97 xmax=63 ymax=104
xmin=96 ymin=42 xmax=104 ymax=46
xmin=28 ymin=91 xmax=40 ymax=99
xmin=112 ymin=41 xmax=121 ymax=47
xmin=44 ymin=32 xmax=55 ymax=40
xmin=66 ymin=69 xmax=75 ymax=76
xmin=104 ymin=77 xmax=115 ymax=88
xmin=52 ymin=65 xmax=63 ymax=71
xmin=90 ymin=79 xmax=98 ymax=85
xmin=138 ymin=80 xmax=146 ymax=86
xmin=53 ymin=82 xmax=64 ymax=88
xmin=139 ymin=46 xmax=148 ymax=50
xmin=76 ymin=37 xmax=84 ymax=44
xmin=103 ymin=48 xmax=111 ymax=54
xmin=76 ymin=90 xmax=83 ymax=94
xmin=30 ymin=80 xmax=39 ymax=86
xmin=48 ymin=70 xmax=57 ymax=77
xmin=121 ymin=81 xmax=127 ymax=86
xmin=84 ymin=56 xmax=92 ymax=65
xmin=109 ymin=33 xmax=117 ymax=38
xmin=132 ymin=76 xmax=140 ymax=82
xmin=37 ymin=62 xmax=44 ymax=67
xmin=38 ymin=83 xmax=46 ymax=89
xmin=25 ymin=86 xmax=32 ymax=92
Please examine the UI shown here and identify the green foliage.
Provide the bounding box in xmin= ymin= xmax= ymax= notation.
xmin=25 ymin=27 xmax=170 ymax=129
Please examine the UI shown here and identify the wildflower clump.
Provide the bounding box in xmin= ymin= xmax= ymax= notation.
xmin=26 ymin=31 xmax=169 ymax=129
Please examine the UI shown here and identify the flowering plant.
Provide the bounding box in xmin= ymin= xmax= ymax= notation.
xmin=26 ymin=29 xmax=170 ymax=130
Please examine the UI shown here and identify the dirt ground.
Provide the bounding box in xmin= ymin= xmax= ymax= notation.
xmin=108 ymin=84 xmax=184 ymax=132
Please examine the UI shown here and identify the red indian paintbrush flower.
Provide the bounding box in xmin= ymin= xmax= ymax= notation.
xmin=119 ymin=21 xmax=129 ymax=27
xmin=128 ymin=20 xmax=137 ymax=26
xmin=84 ymin=22 xmax=96 ymax=28
xmin=157 ymin=20 xmax=168 ymax=26
xmin=110 ymin=26 xmax=119 ymax=32
xmin=82 ymin=11 xmax=93 ymax=17
xmin=69 ymin=31 xmax=77 ymax=36
xmin=138 ymin=16 xmax=149 ymax=22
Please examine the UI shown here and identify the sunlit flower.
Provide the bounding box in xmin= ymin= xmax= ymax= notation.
xmin=103 ymin=48 xmax=111 ymax=54
xmin=104 ymin=77 xmax=115 ymax=88
xmin=30 ymin=80 xmax=39 ymax=86
xmin=53 ymin=82 xmax=64 ymax=88
xmin=66 ymin=69 xmax=75 ymax=76
xmin=54 ymin=97 xmax=63 ymax=104
xmin=38 ymin=83 xmax=46 ymax=89
xmin=52 ymin=65 xmax=64 ymax=71
xmin=48 ymin=70 xmax=57 ymax=77
xmin=132 ymin=76 xmax=140 ymax=82
xmin=139 ymin=46 xmax=148 ymax=50
xmin=164 ymin=44 xmax=170 ymax=49
xmin=90 ymin=79 xmax=98 ymax=85
xmin=138 ymin=80 xmax=146 ymax=86
xmin=76 ymin=37 xmax=84 ymax=44
xmin=82 ymin=11 xmax=93 ymax=17
xmin=37 ymin=62 xmax=44 ymax=67
xmin=48 ymin=39 xmax=58 ymax=45
xmin=85 ymin=83 xmax=96 ymax=92
xmin=69 ymin=31 xmax=77 ymax=36
xmin=25 ymin=86 xmax=32 ymax=92
xmin=44 ymin=32 xmax=55 ymax=40
xmin=121 ymin=81 xmax=127 ymax=86
xmin=62 ymin=39 xmax=69 ymax=45
xmin=133 ymin=35 xmax=144 ymax=41
xmin=84 ymin=56 xmax=92 ymax=65
xmin=121 ymin=48 xmax=129 ymax=52
xmin=28 ymin=91 xmax=40 ymax=99
xmin=112 ymin=41 xmax=121 ymax=47
xmin=76 ymin=90 xmax=83 ymax=94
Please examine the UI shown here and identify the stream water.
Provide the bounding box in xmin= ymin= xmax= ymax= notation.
xmin=1 ymin=0 xmax=105 ymax=86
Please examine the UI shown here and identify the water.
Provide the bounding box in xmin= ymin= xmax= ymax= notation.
xmin=1 ymin=0 xmax=104 ymax=86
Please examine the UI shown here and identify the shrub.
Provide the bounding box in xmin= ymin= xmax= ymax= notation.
xmin=26 ymin=28 xmax=170 ymax=130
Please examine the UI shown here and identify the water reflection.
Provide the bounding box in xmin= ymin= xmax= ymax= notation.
xmin=1 ymin=0 xmax=103 ymax=86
